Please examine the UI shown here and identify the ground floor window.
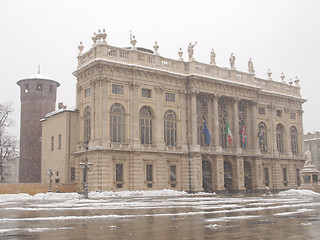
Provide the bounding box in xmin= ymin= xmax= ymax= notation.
xmin=264 ymin=168 xmax=269 ymax=187
xmin=116 ymin=164 xmax=123 ymax=188
xmin=283 ymin=168 xmax=288 ymax=186
xmin=296 ymin=168 xmax=301 ymax=186
xmin=71 ymin=167 xmax=75 ymax=181
xmin=170 ymin=165 xmax=177 ymax=188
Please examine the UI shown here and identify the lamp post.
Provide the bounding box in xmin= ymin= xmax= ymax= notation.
xmin=80 ymin=143 xmax=93 ymax=199
xmin=48 ymin=168 xmax=54 ymax=193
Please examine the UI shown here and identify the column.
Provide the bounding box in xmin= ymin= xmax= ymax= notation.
xmin=234 ymin=156 xmax=245 ymax=191
xmin=101 ymin=79 xmax=109 ymax=146
xmin=251 ymin=102 xmax=259 ymax=153
xmin=155 ymin=87 xmax=165 ymax=149
xmin=269 ymin=104 xmax=277 ymax=154
xmin=298 ymin=109 xmax=304 ymax=156
xmin=190 ymin=91 xmax=199 ymax=151
xmin=130 ymin=82 xmax=140 ymax=149
xmin=212 ymin=155 xmax=225 ymax=191
xmin=253 ymin=157 xmax=264 ymax=190
xmin=284 ymin=107 xmax=291 ymax=156
xmin=213 ymin=95 xmax=220 ymax=149
xmin=233 ymin=98 xmax=240 ymax=149
xmin=207 ymin=96 xmax=213 ymax=147
xmin=180 ymin=91 xmax=188 ymax=151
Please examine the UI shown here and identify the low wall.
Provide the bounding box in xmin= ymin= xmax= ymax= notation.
xmin=0 ymin=183 xmax=77 ymax=195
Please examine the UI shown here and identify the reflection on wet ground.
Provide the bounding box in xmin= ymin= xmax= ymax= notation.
xmin=0 ymin=190 xmax=320 ymax=239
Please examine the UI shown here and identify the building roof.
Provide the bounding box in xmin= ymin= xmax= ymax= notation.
xmin=40 ymin=106 xmax=78 ymax=122
xmin=17 ymin=73 xmax=60 ymax=87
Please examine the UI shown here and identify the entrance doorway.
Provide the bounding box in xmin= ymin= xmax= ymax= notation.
xmin=244 ymin=162 xmax=252 ymax=192
xmin=202 ymin=160 xmax=212 ymax=192
xmin=224 ymin=161 xmax=233 ymax=192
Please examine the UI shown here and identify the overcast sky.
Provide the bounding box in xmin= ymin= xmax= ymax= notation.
xmin=1 ymin=0 xmax=319 ymax=139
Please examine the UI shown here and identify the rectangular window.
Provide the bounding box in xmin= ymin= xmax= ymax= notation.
xmin=142 ymin=88 xmax=151 ymax=98
xmin=85 ymin=88 xmax=91 ymax=98
xmin=36 ymin=83 xmax=43 ymax=91
xmin=259 ymin=107 xmax=265 ymax=115
xmin=116 ymin=164 xmax=123 ymax=182
xmin=290 ymin=112 xmax=296 ymax=120
xmin=312 ymin=174 xmax=318 ymax=183
xmin=264 ymin=168 xmax=269 ymax=186
xmin=170 ymin=165 xmax=176 ymax=182
xmin=55 ymin=179 xmax=60 ymax=183
xmin=277 ymin=110 xmax=283 ymax=117
xmin=71 ymin=167 xmax=75 ymax=181
xmin=51 ymin=136 xmax=54 ymax=151
xmin=296 ymin=168 xmax=301 ymax=185
xmin=283 ymin=168 xmax=288 ymax=185
xmin=166 ymin=92 xmax=175 ymax=102
xmin=56 ymin=171 xmax=59 ymax=176
xmin=112 ymin=84 xmax=124 ymax=95
xmin=58 ymin=134 xmax=61 ymax=149
xmin=146 ymin=164 xmax=153 ymax=182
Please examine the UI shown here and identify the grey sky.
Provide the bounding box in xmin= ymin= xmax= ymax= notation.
xmin=1 ymin=0 xmax=319 ymax=139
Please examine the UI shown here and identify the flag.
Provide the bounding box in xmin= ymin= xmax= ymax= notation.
xmin=240 ymin=123 xmax=247 ymax=148
xmin=225 ymin=122 xmax=233 ymax=145
xmin=258 ymin=128 xmax=264 ymax=150
xmin=203 ymin=122 xmax=211 ymax=146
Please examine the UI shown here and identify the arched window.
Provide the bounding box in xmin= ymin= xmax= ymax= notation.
xmin=164 ymin=110 xmax=177 ymax=146
xmin=276 ymin=124 xmax=284 ymax=153
xmin=197 ymin=95 xmax=208 ymax=146
xmin=238 ymin=101 xmax=247 ymax=148
xmin=218 ymin=99 xmax=227 ymax=148
xmin=84 ymin=106 xmax=91 ymax=143
xmin=258 ymin=122 xmax=268 ymax=153
xmin=110 ymin=103 xmax=126 ymax=143
xmin=290 ymin=126 xmax=298 ymax=155
xmin=140 ymin=106 xmax=153 ymax=145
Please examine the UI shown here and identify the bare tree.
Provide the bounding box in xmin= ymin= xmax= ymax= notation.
xmin=0 ymin=103 xmax=18 ymax=183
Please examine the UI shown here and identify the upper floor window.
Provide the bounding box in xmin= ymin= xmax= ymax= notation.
xmin=58 ymin=134 xmax=62 ymax=149
xmin=36 ymin=83 xmax=43 ymax=91
xmin=140 ymin=106 xmax=153 ymax=145
xmin=84 ymin=106 xmax=91 ymax=143
xmin=259 ymin=107 xmax=265 ymax=115
xmin=110 ymin=103 xmax=126 ymax=143
xmin=238 ymin=101 xmax=247 ymax=148
xmin=276 ymin=124 xmax=284 ymax=153
xmin=290 ymin=112 xmax=296 ymax=120
xmin=142 ymin=88 xmax=151 ymax=98
xmin=51 ymin=136 xmax=54 ymax=151
xmin=290 ymin=126 xmax=298 ymax=155
xmin=25 ymin=84 xmax=29 ymax=93
xmin=276 ymin=110 xmax=283 ymax=117
xmin=258 ymin=122 xmax=268 ymax=153
xmin=165 ymin=93 xmax=175 ymax=102
xmin=164 ymin=110 xmax=177 ymax=146
xmin=85 ymin=88 xmax=91 ymax=98
xmin=112 ymin=84 xmax=124 ymax=95
xmin=197 ymin=96 xmax=208 ymax=146
xmin=218 ymin=99 xmax=227 ymax=148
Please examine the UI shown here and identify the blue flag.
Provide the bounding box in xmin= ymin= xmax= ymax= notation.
xmin=203 ymin=122 xmax=211 ymax=146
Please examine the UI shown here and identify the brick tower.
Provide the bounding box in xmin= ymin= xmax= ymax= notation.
xmin=17 ymin=73 xmax=60 ymax=183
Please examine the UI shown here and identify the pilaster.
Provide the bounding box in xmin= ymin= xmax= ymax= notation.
xmin=251 ymin=101 xmax=259 ymax=154
xmin=130 ymin=82 xmax=140 ymax=149
xmin=213 ymin=95 xmax=221 ymax=151
xmin=212 ymin=155 xmax=225 ymax=191
xmin=233 ymin=156 xmax=246 ymax=191
xmin=155 ymin=86 xmax=165 ymax=149
xmin=233 ymin=98 xmax=240 ymax=150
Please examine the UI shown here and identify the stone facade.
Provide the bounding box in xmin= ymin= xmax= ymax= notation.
xmin=17 ymin=74 xmax=60 ymax=183
xmin=43 ymin=31 xmax=306 ymax=193
xmin=304 ymin=132 xmax=320 ymax=170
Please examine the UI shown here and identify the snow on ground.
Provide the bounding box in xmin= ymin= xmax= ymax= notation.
xmin=277 ymin=189 xmax=320 ymax=196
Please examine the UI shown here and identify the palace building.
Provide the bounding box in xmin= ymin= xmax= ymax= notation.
xmin=41 ymin=30 xmax=306 ymax=193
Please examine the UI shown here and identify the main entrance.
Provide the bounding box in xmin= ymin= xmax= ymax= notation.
xmin=202 ymin=160 xmax=212 ymax=192
xmin=224 ymin=161 xmax=233 ymax=192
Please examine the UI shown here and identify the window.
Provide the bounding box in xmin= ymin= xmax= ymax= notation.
xmin=25 ymin=84 xmax=29 ymax=93
xmin=165 ymin=92 xmax=175 ymax=102
xmin=146 ymin=164 xmax=153 ymax=182
xmin=170 ymin=165 xmax=177 ymax=182
xmin=142 ymin=88 xmax=151 ymax=98
xmin=296 ymin=169 xmax=301 ymax=186
xmin=140 ymin=106 xmax=153 ymax=145
xmin=85 ymin=88 xmax=91 ymax=98
xmin=36 ymin=83 xmax=43 ymax=91
xmin=116 ymin=164 xmax=123 ymax=182
xmin=218 ymin=99 xmax=227 ymax=148
xmin=49 ymin=85 xmax=53 ymax=93
xmin=51 ymin=136 xmax=54 ymax=151
xmin=164 ymin=110 xmax=177 ymax=146
xmin=259 ymin=107 xmax=265 ymax=115
xmin=290 ymin=126 xmax=298 ymax=155
xmin=276 ymin=110 xmax=283 ymax=117
xmin=258 ymin=122 xmax=268 ymax=153
xmin=84 ymin=107 xmax=91 ymax=143
xmin=56 ymin=171 xmax=59 ymax=176
xmin=55 ymin=179 xmax=60 ymax=183
xmin=71 ymin=167 xmax=75 ymax=181
xmin=312 ymin=174 xmax=318 ymax=183
xmin=283 ymin=168 xmax=288 ymax=186
xmin=58 ymin=134 xmax=61 ymax=149
xmin=264 ymin=168 xmax=269 ymax=187
xmin=110 ymin=103 xmax=126 ymax=143
xmin=112 ymin=84 xmax=124 ymax=95
xmin=276 ymin=124 xmax=284 ymax=153
xmin=197 ymin=96 xmax=208 ymax=146
xmin=304 ymin=175 xmax=311 ymax=183
xmin=238 ymin=101 xmax=247 ymax=149
xmin=83 ymin=168 xmax=87 ymax=183
xmin=290 ymin=112 xmax=296 ymax=120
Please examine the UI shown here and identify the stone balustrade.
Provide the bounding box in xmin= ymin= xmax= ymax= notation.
xmin=77 ymin=42 xmax=302 ymax=99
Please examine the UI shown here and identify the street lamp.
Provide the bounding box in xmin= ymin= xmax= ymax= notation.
xmin=80 ymin=143 xmax=93 ymax=199
xmin=47 ymin=168 xmax=54 ymax=193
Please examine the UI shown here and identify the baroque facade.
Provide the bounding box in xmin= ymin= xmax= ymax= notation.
xmin=42 ymin=30 xmax=306 ymax=193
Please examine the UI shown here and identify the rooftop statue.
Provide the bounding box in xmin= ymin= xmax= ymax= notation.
xmin=305 ymin=150 xmax=312 ymax=164
xmin=188 ymin=42 xmax=197 ymax=61
xmin=210 ymin=49 xmax=216 ymax=65
xmin=229 ymin=53 xmax=235 ymax=70
xmin=248 ymin=58 xmax=255 ymax=74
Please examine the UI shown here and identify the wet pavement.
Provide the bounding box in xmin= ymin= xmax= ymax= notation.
xmin=0 ymin=190 xmax=320 ymax=239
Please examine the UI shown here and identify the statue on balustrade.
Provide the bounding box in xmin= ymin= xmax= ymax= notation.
xmin=188 ymin=42 xmax=197 ymax=61
xmin=210 ymin=49 xmax=216 ymax=65
xmin=248 ymin=58 xmax=255 ymax=74
xmin=229 ymin=53 xmax=236 ymax=69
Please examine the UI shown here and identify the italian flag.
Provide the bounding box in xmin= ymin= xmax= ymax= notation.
xmin=225 ymin=122 xmax=233 ymax=145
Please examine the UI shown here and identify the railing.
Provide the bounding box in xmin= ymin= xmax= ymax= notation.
xmin=77 ymin=43 xmax=302 ymax=98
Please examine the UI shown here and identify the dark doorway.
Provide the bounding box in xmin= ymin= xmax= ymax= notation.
xmin=244 ymin=162 xmax=252 ymax=192
xmin=224 ymin=161 xmax=233 ymax=192
xmin=202 ymin=160 xmax=212 ymax=192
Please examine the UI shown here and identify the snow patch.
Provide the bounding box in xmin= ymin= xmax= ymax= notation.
xmin=277 ymin=189 xmax=320 ymax=196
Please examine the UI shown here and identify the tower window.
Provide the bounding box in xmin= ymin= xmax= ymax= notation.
xmin=36 ymin=83 xmax=43 ymax=91
xmin=25 ymin=84 xmax=29 ymax=93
